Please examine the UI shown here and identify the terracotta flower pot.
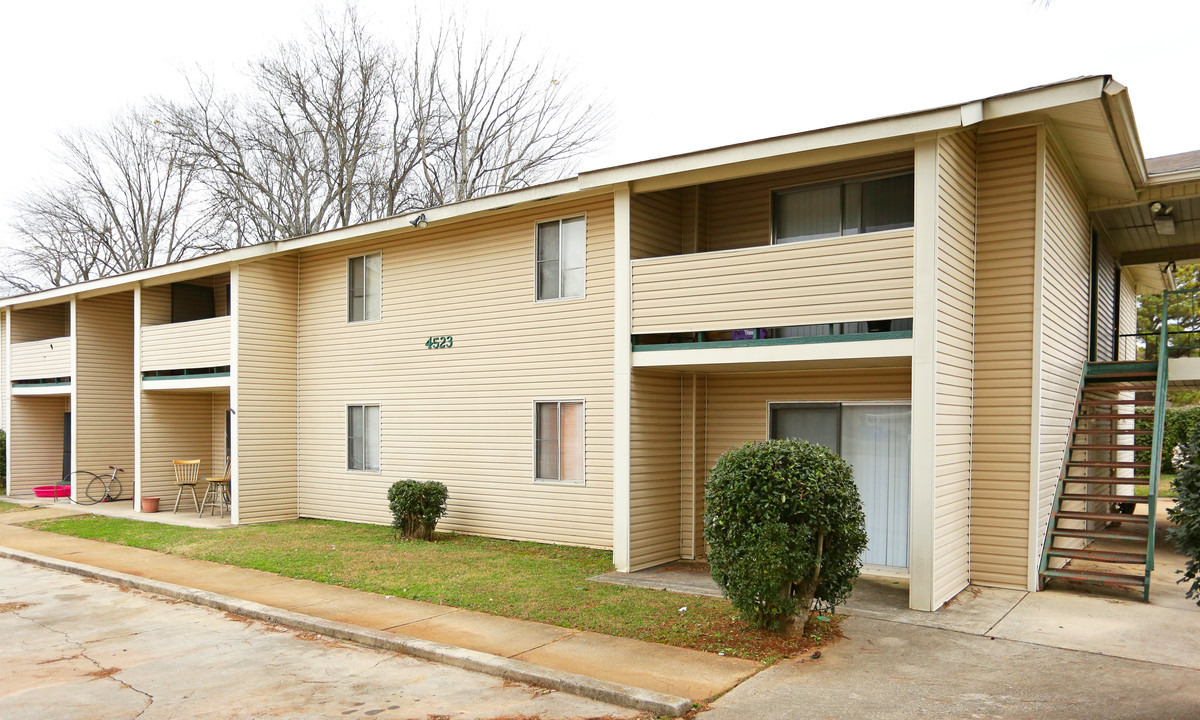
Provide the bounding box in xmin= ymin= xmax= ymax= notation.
xmin=141 ymin=497 xmax=160 ymax=513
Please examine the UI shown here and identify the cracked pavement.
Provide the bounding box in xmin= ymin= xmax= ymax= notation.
xmin=0 ymin=558 xmax=637 ymax=719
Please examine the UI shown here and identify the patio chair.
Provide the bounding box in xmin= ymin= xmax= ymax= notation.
xmin=199 ymin=457 xmax=231 ymax=518
xmin=171 ymin=459 xmax=202 ymax=513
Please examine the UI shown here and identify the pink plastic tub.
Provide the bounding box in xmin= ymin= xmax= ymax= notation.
xmin=33 ymin=485 xmax=71 ymax=498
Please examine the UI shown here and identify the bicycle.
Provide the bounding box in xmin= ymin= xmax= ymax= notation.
xmin=65 ymin=466 xmax=125 ymax=505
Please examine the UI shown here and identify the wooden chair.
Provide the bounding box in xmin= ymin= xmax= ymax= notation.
xmin=200 ymin=457 xmax=231 ymax=518
xmin=171 ymin=460 xmax=202 ymax=513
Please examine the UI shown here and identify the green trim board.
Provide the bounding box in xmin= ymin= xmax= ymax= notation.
xmin=142 ymin=370 xmax=230 ymax=381
xmin=632 ymin=330 xmax=913 ymax=352
xmin=11 ymin=378 xmax=71 ymax=387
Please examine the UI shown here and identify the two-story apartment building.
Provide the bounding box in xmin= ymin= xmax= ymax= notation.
xmin=3 ymin=76 xmax=1196 ymax=611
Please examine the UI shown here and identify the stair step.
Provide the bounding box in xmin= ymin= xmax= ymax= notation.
xmin=1041 ymin=568 xmax=1146 ymax=588
xmin=1072 ymin=428 xmax=1153 ymax=435
xmin=1069 ymin=444 xmax=1152 ymax=451
xmin=1059 ymin=493 xmax=1149 ymax=504
xmin=1046 ymin=548 xmax=1148 ymax=564
xmin=1064 ymin=477 xmax=1151 ymax=485
xmin=1076 ymin=414 xmax=1146 ymax=420
xmin=1079 ymin=398 xmax=1155 ymax=406
xmin=1053 ymin=510 xmax=1149 ymax=524
xmin=1065 ymin=461 xmax=1150 ymax=469
xmin=1052 ymin=527 xmax=1149 ymax=542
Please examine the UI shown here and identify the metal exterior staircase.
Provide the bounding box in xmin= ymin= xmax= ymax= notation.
xmin=1038 ymin=360 xmax=1163 ymax=600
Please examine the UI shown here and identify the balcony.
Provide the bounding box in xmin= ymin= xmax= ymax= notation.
xmin=630 ymin=228 xmax=914 ymax=336
xmin=11 ymin=336 xmax=72 ymax=382
xmin=141 ymin=315 xmax=231 ymax=373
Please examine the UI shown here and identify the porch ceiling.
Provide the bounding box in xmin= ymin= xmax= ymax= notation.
xmin=1094 ymin=194 xmax=1200 ymax=266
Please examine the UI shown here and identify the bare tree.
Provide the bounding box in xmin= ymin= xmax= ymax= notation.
xmin=416 ymin=25 xmax=610 ymax=205
xmin=4 ymin=109 xmax=208 ymax=292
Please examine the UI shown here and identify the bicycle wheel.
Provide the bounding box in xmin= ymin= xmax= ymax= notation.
xmin=106 ymin=475 xmax=123 ymax=501
xmin=63 ymin=471 xmax=101 ymax=504
xmin=84 ymin=474 xmax=110 ymax=504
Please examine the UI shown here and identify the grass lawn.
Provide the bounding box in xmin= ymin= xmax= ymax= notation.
xmin=0 ymin=501 xmax=29 ymax=513
xmin=26 ymin=515 xmax=835 ymax=663
xmin=1135 ymin=474 xmax=1178 ymax=499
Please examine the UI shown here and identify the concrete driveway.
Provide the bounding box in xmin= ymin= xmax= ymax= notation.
xmin=0 ymin=558 xmax=636 ymax=720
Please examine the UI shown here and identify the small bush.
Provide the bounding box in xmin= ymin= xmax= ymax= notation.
xmin=1168 ymin=423 xmax=1200 ymax=605
xmin=387 ymin=480 xmax=448 ymax=540
xmin=1136 ymin=405 xmax=1200 ymax=474
xmin=703 ymin=440 xmax=867 ymax=630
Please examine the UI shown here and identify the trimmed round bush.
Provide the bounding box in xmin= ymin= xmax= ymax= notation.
xmin=703 ymin=439 xmax=867 ymax=630
xmin=388 ymin=479 xmax=449 ymax=540
xmin=1169 ymin=422 xmax=1200 ymax=605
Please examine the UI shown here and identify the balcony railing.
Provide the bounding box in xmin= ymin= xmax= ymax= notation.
xmin=10 ymin=336 xmax=72 ymax=381
xmin=630 ymin=229 xmax=914 ymax=336
xmin=141 ymin=315 xmax=231 ymax=372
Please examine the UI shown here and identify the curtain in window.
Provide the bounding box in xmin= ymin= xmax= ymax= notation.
xmin=347 ymin=405 xmax=364 ymax=469
xmin=560 ymin=218 xmax=586 ymax=298
xmin=559 ymin=401 xmax=584 ymax=482
xmin=363 ymin=254 xmax=381 ymax=321
xmin=536 ymin=222 xmax=560 ymax=300
xmin=860 ymin=175 xmax=914 ymax=233
xmin=774 ymin=185 xmax=841 ymax=243
xmin=840 ymin=405 xmax=911 ymax=567
xmin=364 ymin=405 xmax=380 ymax=471
xmin=536 ymin=402 xmax=560 ymax=479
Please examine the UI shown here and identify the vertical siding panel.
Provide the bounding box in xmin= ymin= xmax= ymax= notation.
xmin=74 ymin=293 xmax=135 ymax=483
xmin=630 ymin=190 xmax=683 ymax=259
xmin=1036 ymin=138 xmax=1092 ymax=561
xmin=237 ymin=255 xmax=300 ymax=523
xmin=971 ymin=127 xmax=1038 ymax=589
xmin=932 ymin=130 xmax=976 ymax=604
xmin=629 ymin=369 xmax=683 ymax=570
xmin=296 ymin=197 xmax=615 ymax=548
xmin=8 ymin=395 xmax=67 ymax=495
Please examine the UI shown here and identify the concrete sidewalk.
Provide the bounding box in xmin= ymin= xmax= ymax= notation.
xmin=0 ymin=507 xmax=757 ymax=712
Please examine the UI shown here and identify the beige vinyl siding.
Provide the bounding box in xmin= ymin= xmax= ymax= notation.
xmin=932 ymin=130 xmax=977 ymax=604
xmin=1094 ymin=239 xmax=1118 ymax=362
xmin=74 ymin=293 xmax=134 ymax=481
xmin=680 ymin=372 xmax=706 ymax=559
xmin=10 ymin=303 xmax=68 ymax=343
xmin=296 ymin=196 xmax=615 ymax=548
xmin=630 ymin=228 xmax=914 ymax=335
xmin=140 ymin=316 xmax=231 ymax=372
xmin=8 ymin=395 xmax=67 ymax=495
xmin=141 ymin=285 xmax=172 ymax=326
xmin=1118 ymin=271 xmax=1137 ymax=357
xmin=629 ymin=369 xmax=684 ymax=570
xmin=971 ymin=127 xmax=1038 ymax=589
xmin=142 ymin=273 xmax=231 ymax=326
xmin=139 ymin=390 xmax=226 ymax=507
xmin=703 ymin=367 xmax=912 ymax=469
xmin=213 ymin=400 xmax=229 ymax=473
xmin=630 ymin=189 xmax=683 ymax=259
xmin=704 ymin=154 xmax=915 ymax=252
xmin=236 ymin=255 xmax=300 ymax=524
xmin=1037 ymin=137 xmax=1092 ymax=563
xmin=10 ymin=337 xmax=72 ymax=380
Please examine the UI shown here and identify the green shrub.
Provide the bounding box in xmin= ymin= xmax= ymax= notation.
xmin=703 ymin=439 xmax=867 ymax=630
xmin=1136 ymin=405 xmax=1200 ymax=474
xmin=1168 ymin=423 xmax=1200 ymax=605
xmin=387 ymin=480 xmax=449 ymax=540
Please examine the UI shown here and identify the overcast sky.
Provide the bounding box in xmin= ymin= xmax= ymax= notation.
xmin=2 ymin=0 xmax=1197 ymax=254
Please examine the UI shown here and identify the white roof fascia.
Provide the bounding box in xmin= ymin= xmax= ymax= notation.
xmin=1099 ymin=79 xmax=1149 ymax=187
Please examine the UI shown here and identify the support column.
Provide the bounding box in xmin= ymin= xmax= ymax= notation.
xmin=132 ymin=286 xmax=142 ymax=507
xmin=613 ymin=184 xmax=632 ymax=571
xmin=909 ymin=136 xmax=939 ymax=611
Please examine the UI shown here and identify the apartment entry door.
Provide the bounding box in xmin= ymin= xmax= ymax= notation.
xmin=769 ymin=403 xmax=911 ymax=570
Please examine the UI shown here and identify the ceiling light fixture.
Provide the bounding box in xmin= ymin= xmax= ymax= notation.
xmin=1150 ymin=202 xmax=1176 ymax=235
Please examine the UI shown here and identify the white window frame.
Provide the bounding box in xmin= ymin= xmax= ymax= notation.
xmin=347 ymin=252 xmax=382 ymax=323
xmin=535 ymin=215 xmax=587 ymax=302
xmin=532 ymin=398 xmax=586 ymax=485
xmin=346 ymin=403 xmax=382 ymax=473
xmin=770 ymin=171 xmax=914 ymax=245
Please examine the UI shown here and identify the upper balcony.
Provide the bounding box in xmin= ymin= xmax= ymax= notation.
xmin=628 ymin=154 xmax=916 ymax=361
xmin=631 ymin=228 xmax=914 ymax=336
xmin=140 ymin=274 xmax=231 ymax=381
xmin=10 ymin=336 xmax=72 ymax=383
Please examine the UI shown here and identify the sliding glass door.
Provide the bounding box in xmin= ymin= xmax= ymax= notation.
xmin=770 ymin=403 xmax=911 ymax=570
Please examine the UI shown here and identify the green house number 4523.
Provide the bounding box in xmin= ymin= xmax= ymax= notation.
xmin=425 ymin=335 xmax=453 ymax=350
